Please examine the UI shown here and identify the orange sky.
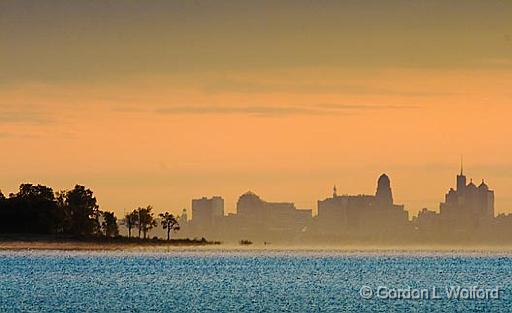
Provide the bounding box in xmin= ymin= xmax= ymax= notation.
xmin=1 ymin=1 xmax=511 ymax=217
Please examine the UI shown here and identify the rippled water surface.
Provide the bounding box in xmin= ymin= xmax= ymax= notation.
xmin=1 ymin=249 xmax=512 ymax=312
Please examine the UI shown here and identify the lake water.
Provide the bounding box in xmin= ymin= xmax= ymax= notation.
xmin=0 ymin=249 xmax=511 ymax=312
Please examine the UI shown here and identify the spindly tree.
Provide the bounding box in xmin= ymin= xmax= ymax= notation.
xmin=136 ymin=206 xmax=157 ymax=239
xmin=135 ymin=207 xmax=143 ymax=238
xmin=101 ymin=211 xmax=119 ymax=237
xmin=122 ymin=211 xmax=138 ymax=238
xmin=158 ymin=212 xmax=180 ymax=241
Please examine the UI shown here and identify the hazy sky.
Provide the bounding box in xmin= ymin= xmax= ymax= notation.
xmin=1 ymin=0 xmax=511 ymax=217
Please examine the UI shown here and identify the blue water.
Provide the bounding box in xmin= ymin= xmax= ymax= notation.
xmin=0 ymin=249 xmax=511 ymax=312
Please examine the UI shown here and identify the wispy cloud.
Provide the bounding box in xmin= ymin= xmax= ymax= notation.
xmin=199 ymin=79 xmax=455 ymax=97
xmin=154 ymin=104 xmax=420 ymax=117
xmin=316 ymin=103 xmax=420 ymax=110
xmin=0 ymin=131 xmax=39 ymax=139
xmin=155 ymin=106 xmax=319 ymax=116
xmin=0 ymin=108 xmax=52 ymax=124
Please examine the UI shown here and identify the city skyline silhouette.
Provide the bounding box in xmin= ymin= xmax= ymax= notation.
xmin=178 ymin=167 xmax=509 ymax=243
xmin=2 ymin=165 xmax=511 ymax=244
xmin=0 ymin=162 xmax=508 ymax=216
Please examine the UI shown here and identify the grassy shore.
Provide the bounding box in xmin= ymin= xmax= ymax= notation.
xmin=0 ymin=234 xmax=220 ymax=250
xmin=4 ymin=235 xmax=512 ymax=252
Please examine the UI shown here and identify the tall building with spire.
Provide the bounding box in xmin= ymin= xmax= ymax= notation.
xmin=456 ymin=157 xmax=466 ymax=192
xmin=439 ymin=165 xmax=495 ymax=232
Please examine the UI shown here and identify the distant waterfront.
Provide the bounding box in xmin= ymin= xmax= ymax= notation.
xmin=3 ymin=167 xmax=512 ymax=246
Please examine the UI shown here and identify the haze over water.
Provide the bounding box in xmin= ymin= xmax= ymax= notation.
xmin=0 ymin=249 xmax=511 ymax=312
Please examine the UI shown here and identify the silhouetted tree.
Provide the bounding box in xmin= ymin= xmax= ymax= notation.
xmin=135 ymin=208 xmax=143 ymax=238
xmin=0 ymin=190 xmax=5 ymax=219
xmin=0 ymin=184 xmax=63 ymax=234
xmin=122 ymin=211 xmax=138 ymax=238
xmin=101 ymin=211 xmax=119 ymax=237
xmin=136 ymin=206 xmax=157 ymax=239
xmin=159 ymin=212 xmax=180 ymax=240
xmin=55 ymin=190 xmax=68 ymax=232
xmin=64 ymin=185 xmax=100 ymax=236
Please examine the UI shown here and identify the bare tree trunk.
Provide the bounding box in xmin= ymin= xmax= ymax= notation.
xmin=138 ymin=211 xmax=141 ymax=238
xmin=167 ymin=228 xmax=170 ymax=241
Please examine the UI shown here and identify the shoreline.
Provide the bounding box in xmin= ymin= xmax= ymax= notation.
xmin=0 ymin=235 xmax=219 ymax=251
xmin=4 ymin=239 xmax=512 ymax=253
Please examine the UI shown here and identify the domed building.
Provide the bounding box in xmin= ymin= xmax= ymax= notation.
xmin=235 ymin=191 xmax=312 ymax=240
xmin=317 ymin=174 xmax=409 ymax=236
xmin=376 ymin=174 xmax=394 ymax=207
xmin=479 ymin=180 xmax=489 ymax=191
xmin=236 ymin=191 xmax=266 ymax=217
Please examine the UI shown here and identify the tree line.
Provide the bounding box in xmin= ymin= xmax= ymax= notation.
xmin=0 ymin=184 xmax=180 ymax=240
xmin=122 ymin=206 xmax=179 ymax=240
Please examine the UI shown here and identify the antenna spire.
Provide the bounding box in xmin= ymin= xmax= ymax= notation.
xmin=460 ymin=155 xmax=464 ymax=175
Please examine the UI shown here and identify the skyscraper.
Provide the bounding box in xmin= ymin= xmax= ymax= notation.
xmin=191 ymin=196 xmax=224 ymax=236
xmin=440 ymin=167 xmax=495 ymax=231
